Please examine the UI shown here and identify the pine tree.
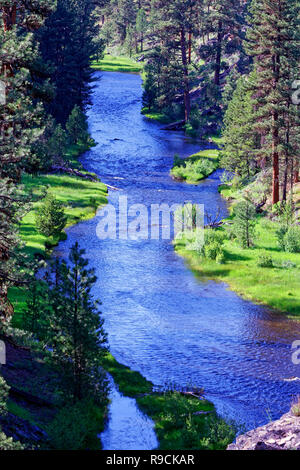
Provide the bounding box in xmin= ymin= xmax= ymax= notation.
xmin=38 ymin=0 xmax=100 ymax=124
xmin=136 ymin=8 xmax=148 ymax=52
xmin=245 ymin=0 xmax=300 ymax=204
xmin=48 ymin=124 xmax=68 ymax=162
xmin=147 ymin=0 xmax=199 ymax=122
xmin=221 ymin=74 xmax=258 ymax=178
xmin=0 ymin=0 xmax=56 ymax=179
xmin=200 ymin=0 xmax=246 ymax=87
xmin=35 ymin=194 xmax=67 ymax=239
xmin=232 ymin=197 xmax=257 ymax=248
xmin=47 ymin=243 xmax=108 ymax=403
xmin=0 ymin=180 xmax=32 ymax=322
xmin=66 ymin=105 xmax=89 ymax=145
xmin=0 ymin=376 xmax=23 ymax=449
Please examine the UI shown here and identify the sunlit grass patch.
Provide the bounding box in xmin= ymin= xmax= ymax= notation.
xmin=91 ymin=54 xmax=142 ymax=73
xmin=171 ymin=149 xmax=220 ymax=184
xmin=9 ymin=163 xmax=107 ymax=324
xmin=174 ymin=218 xmax=300 ymax=316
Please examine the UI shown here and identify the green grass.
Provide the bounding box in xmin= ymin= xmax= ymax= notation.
xmin=103 ymin=353 xmax=235 ymax=450
xmin=102 ymin=353 xmax=152 ymax=397
xmin=171 ymin=149 xmax=220 ymax=184
xmin=8 ymin=150 xmax=108 ymax=323
xmin=141 ymin=107 xmax=174 ymax=124
xmin=7 ymin=401 xmax=38 ymax=427
xmin=174 ymin=218 xmax=300 ymax=316
xmin=91 ymin=54 xmax=143 ymax=73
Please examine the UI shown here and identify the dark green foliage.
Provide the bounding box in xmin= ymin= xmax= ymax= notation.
xmin=245 ymin=0 xmax=300 ymax=204
xmin=257 ymin=253 xmax=274 ymax=268
xmin=47 ymin=399 xmax=106 ymax=450
xmin=0 ymin=377 xmax=24 ymax=450
xmin=0 ymin=180 xmax=32 ymax=321
xmin=283 ymin=226 xmax=300 ymax=254
xmin=45 ymin=243 xmax=108 ymax=403
xmin=66 ymin=106 xmax=89 ymax=145
xmin=221 ymin=74 xmax=258 ymax=179
xmin=23 ymin=280 xmax=51 ymax=337
xmin=35 ymin=194 xmax=67 ymax=238
xmin=38 ymin=0 xmax=101 ymax=124
xmin=232 ymin=198 xmax=257 ymax=248
xmin=48 ymin=124 xmax=68 ymax=162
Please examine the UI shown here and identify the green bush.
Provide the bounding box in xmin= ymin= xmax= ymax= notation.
xmin=205 ymin=242 xmax=221 ymax=260
xmin=47 ymin=399 xmax=105 ymax=450
xmin=276 ymin=224 xmax=288 ymax=250
xmin=203 ymin=230 xmax=227 ymax=261
xmin=216 ymin=251 xmax=226 ymax=264
xmin=257 ymin=253 xmax=274 ymax=268
xmin=284 ymin=226 xmax=300 ymax=253
xmin=35 ymin=194 xmax=67 ymax=239
xmin=280 ymin=260 xmax=297 ymax=269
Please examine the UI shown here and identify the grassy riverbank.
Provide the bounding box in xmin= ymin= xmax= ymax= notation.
xmin=91 ymin=54 xmax=143 ymax=73
xmin=103 ymin=353 xmax=235 ymax=450
xmin=9 ymin=143 xmax=108 ymax=324
xmin=171 ymin=149 xmax=220 ymax=184
xmin=174 ymin=212 xmax=300 ymax=317
xmin=141 ymin=107 xmax=174 ymax=124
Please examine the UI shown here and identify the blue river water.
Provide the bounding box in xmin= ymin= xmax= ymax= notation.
xmin=55 ymin=71 xmax=300 ymax=449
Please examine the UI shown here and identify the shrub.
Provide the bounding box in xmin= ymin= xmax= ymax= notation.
xmin=66 ymin=105 xmax=89 ymax=145
xmin=35 ymin=194 xmax=67 ymax=238
xmin=257 ymin=253 xmax=274 ymax=268
xmin=280 ymin=260 xmax=297 ymax=269
xmin=47 ymin=399 xmax=105 ymax=450
xmin=194 ymin=158 xmax=215 ymax=176
xmin=275 ymin=224 xmax=288 ymax=250
xmin=232 ymin=198 xmax=257 ymax=248
xmin=203 ymin=230 xmax=227 ymax=261
xmin=205 ymin=242 xmax=221 ymax=260
xmin=216 ymin=251 xmax=226 ymax=265
xmin=284 ymin=226 xmax=300 ymax=253
xmin=173 ymin=154 xmax=182 ymax=168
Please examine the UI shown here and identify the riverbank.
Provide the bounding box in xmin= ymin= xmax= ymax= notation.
xmin=103 ymin=354 xmax=235 ymax=450
xmin=8 ymin=143 xmax=108 ymax=324
xmin=171 ymin=148 xmax=220 ymax=184
xmin=2 ymin=142 xmax=109 ymax=449
xmin=174 ymin=197 xmax=300 ymax=317
xmin=91 ymin=54 xmax=143 ymax=73
xmin=0 ymin=334 xmax=107 ymax=450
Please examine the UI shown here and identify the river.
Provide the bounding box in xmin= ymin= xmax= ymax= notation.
xmin=55 ymin=71 xmax=300 ymax=449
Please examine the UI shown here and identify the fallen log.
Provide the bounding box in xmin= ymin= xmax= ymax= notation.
xmin=50 ymin=165 xmax=98 ymax=182
xmin=162 ymin=120 xmax=185 ymax=131
xmin=50 ymin=165 xmax=120 ymax=191
xmin=204 ymin=221 xmax=224 ymax=229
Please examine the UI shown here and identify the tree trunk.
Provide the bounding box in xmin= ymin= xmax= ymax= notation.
xmin=282 ymin=111 xmax=290 ymax=202
xmin=272 ymin=119 xmax=280 ymax=205
xmin=2 ymin=3 xmax=17 ymax=32
xmin=140 ymin=32 xmax=144 ymax=52
xmin=294 ymin=166 xmax=299 ymax=183
xmin=188 ymin=31 xmax=192 ymax=64
xmin=214 ymin=20 xmax=222 ymax=86
xmin=180 ymin=28 xmax=191 ymax=123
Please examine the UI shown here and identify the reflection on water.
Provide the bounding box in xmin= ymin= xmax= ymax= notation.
xmin=56 ymin=72 xmax=300 ymax=448
xmin=101 ymin=378 xmax=158 ymax=450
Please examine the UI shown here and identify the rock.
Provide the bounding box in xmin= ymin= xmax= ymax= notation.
xmin=228 ymin=412 xmax=300 ymax=450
